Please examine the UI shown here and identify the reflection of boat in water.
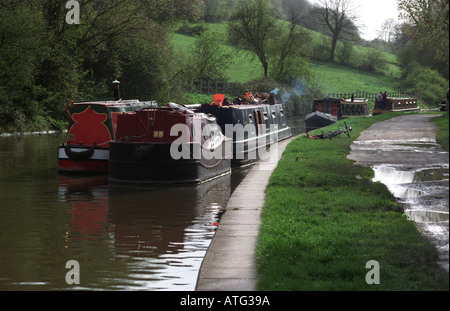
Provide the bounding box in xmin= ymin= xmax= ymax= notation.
xmin=57 ymin=81 xmax=157 ymax=174
xmin=108 ymin=175 xmax=231 ymax=257
xmin=305 ymin=97 xmax=371 ymax=132
xmin=58 ymin=175 xmax=110 ymax=239
xmin=59 ymin=174 xmax=231 ymax=253
xmin=200 ymin=93 xmax=292 ymax=167
xmin=109 ymin=103 xmax=231 ymax=185
xmin=58 ymin=173 xmax=231 ymax=290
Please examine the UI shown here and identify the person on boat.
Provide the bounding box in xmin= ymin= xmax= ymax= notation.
xmin=245 ymin=91 xmax=254 ymax=103
xmin=377 ymin=92 xmax=383 ymax=109
xmin=382 ymin=91 xmax=387 ymax=110
xmin=269 ymin=92 xmax=277 ymax=105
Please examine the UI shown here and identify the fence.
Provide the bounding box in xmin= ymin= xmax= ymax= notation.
xmin=192 ymin=79 xmax=421 ymax=103
xmin=192 ymin=79 xmax=243 ymax=96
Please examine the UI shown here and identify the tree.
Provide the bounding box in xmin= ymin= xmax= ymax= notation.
xmin=228 ymin=0 xmax=277 ymax=77
xmin=398 ymin=0 xmax=449 ymax=73
xmin=0 ymin=0 xmax=208 ymax=131
xmin=0 ymin=1 xmax=47 ymax=129
xmin=377 ymin=18 xmax=397 ymax=43
xmin=268 ymin=4 xmax=311 ymax=83
xmin=204 ymin=0 xmax=237 ymax=22
xmin=184 ymin=31 xmax=234 ymax=81
xmin=314 ymin=0 xmax=359 ymax=62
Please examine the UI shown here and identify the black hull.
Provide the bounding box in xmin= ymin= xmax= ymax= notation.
xmin=108 ymin=142 xmax=231 ymax=185
xmin=200 ymin=104 xmax=292 ymax=166
xmin=305 ymin=112 xmax=337 ymax=132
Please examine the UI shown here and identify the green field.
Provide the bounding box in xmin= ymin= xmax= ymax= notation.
xmin=432 ymin=112 xmax=450 ymax=151
xmin=308 ymin=60 xmax=396 ymax=94
xmin=172 ymin=22 xmax=400 ymax=94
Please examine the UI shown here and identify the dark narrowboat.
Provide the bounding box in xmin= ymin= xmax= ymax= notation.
xmin=305 ymin=97 xmax=371 ymax=132
xmin=200 ymin=92 xmax=292 ymax=167
xmin=57 ymin=81 xmax=157 ymax=174
xmin=108 ymin=103 xmax=231 ymax=185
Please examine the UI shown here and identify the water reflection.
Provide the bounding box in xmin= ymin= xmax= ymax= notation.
xmin=0 ymin=133 xmax=236 ymax=290
xmin=57 ymin=174 xmax=232 ymax=290
xmin=0 ymin=118 xmax=306 ymax=290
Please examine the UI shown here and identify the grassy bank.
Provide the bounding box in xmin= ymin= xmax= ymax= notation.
xmin=432 ymin=112 xmax=449 ymax=151
xmin=172 ymin=22 xmax=399 ymax=93
xmin=256 ymin=113 xmax=449 ymax=290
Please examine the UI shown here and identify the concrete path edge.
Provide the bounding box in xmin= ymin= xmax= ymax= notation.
xmin=195 ymin=135 xmax=298 ymax=291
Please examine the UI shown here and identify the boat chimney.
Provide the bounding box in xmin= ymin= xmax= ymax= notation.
xmin=112 ymin=80 xmax=121 ymax=100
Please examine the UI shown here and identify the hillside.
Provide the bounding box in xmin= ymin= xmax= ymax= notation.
xmin=172 ymin=22 xmax=401 ymax=95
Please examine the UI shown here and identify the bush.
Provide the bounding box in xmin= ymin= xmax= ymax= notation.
xmin=359 ymin=49 xmax=388 ymax=73
xmin=397 ymin=65 xmax=448 ymax=106
xmin=336 ymin=41 xmax=354 ymax=67
xmin=184 ymin=31 xmax=234 ymax=81
xmin=177 ymin=23 xmax=206 ymax=36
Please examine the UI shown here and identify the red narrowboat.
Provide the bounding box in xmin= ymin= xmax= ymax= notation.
xmin=108 ymin=103 xmax=231 ymax=185
xmin=373 ymin=97 xmax=419 ymax=115
xmin=57 ymin=81 xmax=157 ymax=174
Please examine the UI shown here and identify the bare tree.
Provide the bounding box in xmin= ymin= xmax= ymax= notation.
xmin=377 ymin=18 xmax=397 ymax=43
xmin=315 ymin=0 xmax=359 ymax=62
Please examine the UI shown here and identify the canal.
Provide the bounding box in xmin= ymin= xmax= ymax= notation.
xmin=0 ymin=118 xmax=306 ymax=290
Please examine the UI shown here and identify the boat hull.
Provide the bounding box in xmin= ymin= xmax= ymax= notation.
xmin=108 ymin=142 xmax=231 ymax=185
xmin=57 ymin=145 xmax=109 ymax=174
xmin=305 ymin=111 xmax=337 ymax=132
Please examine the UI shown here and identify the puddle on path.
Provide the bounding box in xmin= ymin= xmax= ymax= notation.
xmin=372 ymin=164 xmax=449 ymax=271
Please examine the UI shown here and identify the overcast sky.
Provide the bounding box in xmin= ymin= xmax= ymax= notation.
xmin=309 ymin=0 xmax=401 ymax=41
xmin=354 ymin=0 xmax=400 ymax=40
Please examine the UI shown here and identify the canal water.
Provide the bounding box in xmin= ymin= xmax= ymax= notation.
xmin=0 ymin=118 xmax=306 ymax=291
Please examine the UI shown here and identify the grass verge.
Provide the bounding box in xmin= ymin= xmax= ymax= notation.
xmin=432 ymin=112 xmax=449 ymax=152
xmin=256 ymin=113 xmax=449 ymax=290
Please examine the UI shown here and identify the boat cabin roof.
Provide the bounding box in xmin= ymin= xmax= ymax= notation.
xmin=314 ymin=98 xmax=368 ymax=104
xmin=72 ymin=99 xmax=158 ymax=108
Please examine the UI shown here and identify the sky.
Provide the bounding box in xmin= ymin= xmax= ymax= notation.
xmin=354 ymin=0 xmax=400 ymax=41
xmin=309 ymin=0 xmax=401 ymax=41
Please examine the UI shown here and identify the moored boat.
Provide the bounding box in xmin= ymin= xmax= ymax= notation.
xmin=373 ymin=97 xmax=419 ymax=115
xmin=305 ymin=97 xmax=370 ymax=132
xmin=200 ymin=92 xmax=292 ymax=167
xmin=108 ymin=103 xmax=231 ymax=185
xmin=57 ymin=81 xmax=157 ymax=174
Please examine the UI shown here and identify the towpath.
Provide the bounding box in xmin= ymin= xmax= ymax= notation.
xmin=196 ymin=136 xmax=297 ymax=291
xmin=197 ymin=114 xmax=448 ymax=291
xmin=348 ymin=114 xmax=449 ymax=271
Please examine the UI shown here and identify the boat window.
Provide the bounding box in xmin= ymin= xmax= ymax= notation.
xmin=263 ymin=112 xmax=269 ymax=121
xmin=153 ymin=130 xmax=164 ymax=138
xmin=249 ymin=114 xmax=253 ymax=123
xmin=272 ymin=111 xmax=276 ymax=118
xmin=280 ymin=109 xmax=284 ymax=117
